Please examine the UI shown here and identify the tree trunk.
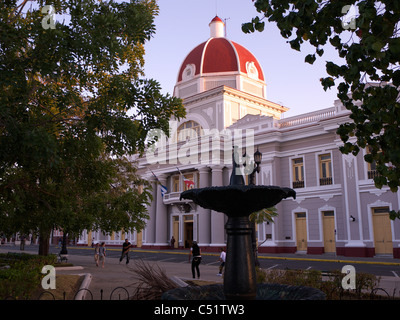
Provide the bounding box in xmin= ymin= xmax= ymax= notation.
xmin=60 ymin=233 xmax=68 ymax=254
xmin=38 ymin=231 xmax=50 ymax=256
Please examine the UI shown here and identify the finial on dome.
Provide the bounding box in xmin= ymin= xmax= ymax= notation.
xmin=209 ymin=15 xmax=225 ymax=38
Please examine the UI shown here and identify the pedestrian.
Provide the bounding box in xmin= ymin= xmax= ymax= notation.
xmin=99 ymin=242 xmax=106 ymax=268
xmin=188 ymin=241 xmax=201 ymax=279
xmin=94 ymin=243 xmax=100 ymax=267
xmin=119 ymin=239 xmax=132 ymax=264
xmin=217 ymin=247 xmax=226 ymax=276
xmin=170 ymin=236 xmax=175 ymax=249
xmin=19 ymin=235 xmax=25 ymax=251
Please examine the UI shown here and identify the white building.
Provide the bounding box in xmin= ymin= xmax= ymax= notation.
xmin=79 ymin=16 xmax=400 ymax=259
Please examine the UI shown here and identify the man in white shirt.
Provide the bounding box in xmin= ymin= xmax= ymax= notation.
xmin=217 ymin=247 xmax=226 ymax=276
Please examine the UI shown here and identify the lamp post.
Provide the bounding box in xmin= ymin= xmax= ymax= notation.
xmin=249 ymin=147 xmax=262 ymax=186
xmin=245 ymin=147 xmax=262 ymax=267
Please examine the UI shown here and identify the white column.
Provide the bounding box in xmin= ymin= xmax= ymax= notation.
xmin=144 ymin=177 xmax=157 ymax=245
xmin=196 ymin=166 xmax=211 ymax=247
xmin=210 ymin=165 xmax=226 ymax=247
xmin=154 ymin=174 xmax=169 ymax=247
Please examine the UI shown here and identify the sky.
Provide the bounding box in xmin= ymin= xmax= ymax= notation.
xmin=143 ymin=0 xmax=343 ymax=118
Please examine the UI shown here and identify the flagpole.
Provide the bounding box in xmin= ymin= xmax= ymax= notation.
xmin=150 ymin=169 xmax=168 ymax=197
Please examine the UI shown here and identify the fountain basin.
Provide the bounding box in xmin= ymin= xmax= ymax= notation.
xmin=180 ymin=185 xmax=296 ymax=217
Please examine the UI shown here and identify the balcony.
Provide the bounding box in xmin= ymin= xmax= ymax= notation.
xmin=368 ymin=170 xmax=380 ymax=179
xmin=319 ymin=177 xmax=333 ymax=186
xmin=163 ymin=192 xmax=182 ymax=205
xmin=163 ymin=192 xmax=194 ymax=207
xmin=292 ymin=180 xmax=304 ymax=189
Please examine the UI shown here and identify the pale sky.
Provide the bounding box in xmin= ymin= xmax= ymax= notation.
xmin=143 ymin=0 xmax=342 ymax=118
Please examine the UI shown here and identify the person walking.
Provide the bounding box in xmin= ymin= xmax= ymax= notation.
xmin=19 ymin=235 xmax=25 ymax=251
xmin=99 ymin=242 xmax=106 ymax=268
xmin=119 ymin=239 xmax=132 ymax=264
xmin=217 ymin=247 xmax=226 ymax=276
xmin=94 ymin=243 xmax=100 ymax=267
xmin=188 ymin=241 xmax=201 ymax=279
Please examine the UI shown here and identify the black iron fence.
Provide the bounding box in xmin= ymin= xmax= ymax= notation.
xmin=3 ymin=286 xmax=399 ymax=300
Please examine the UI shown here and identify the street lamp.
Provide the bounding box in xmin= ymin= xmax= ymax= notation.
xmin=244 ymin=147 xmax=263 ymax=267
xmin=249 ymin=147 xmax=262 ymax=186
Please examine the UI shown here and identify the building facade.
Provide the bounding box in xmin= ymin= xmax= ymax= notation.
xmin=78 ymin=16 xmax=400 ymax=258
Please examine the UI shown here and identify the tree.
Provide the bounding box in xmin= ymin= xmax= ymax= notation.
xmin=0 ymin=0 xmax=185 ymax=255
xmin=249 ymin=207 xmax=278 ymax=225
xmin=249 ymin=207 xmax=277 ymax=266
xmin=243 ymin=0 xmax=400 ymax=217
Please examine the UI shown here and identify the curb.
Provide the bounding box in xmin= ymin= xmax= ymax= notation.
xmin=170 ymin=276 xmax=189 ymax=287
xmin=75 ymin=273 xmax=92 ymax=300
xmin=257 ymin=255 xmax=400 ymax=266
xmin=55 ymin=266 xmax=84 ymax=271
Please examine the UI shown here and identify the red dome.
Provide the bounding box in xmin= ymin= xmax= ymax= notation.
xmin=177 ymin=38 xmax=265 ymax=82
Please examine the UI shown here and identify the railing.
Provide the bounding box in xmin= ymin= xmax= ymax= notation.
xmin=4 ymin=285 xmax=397 ymax=300
xmin=292 ymin=180 xmax=305 ymax=189
xmin=320 ymin=177 xmax=333 ymax=186
xmin=368 ymin=170 xmax=380 ymax=179
xmin=279 ymin=107 xmax=336 ymax=128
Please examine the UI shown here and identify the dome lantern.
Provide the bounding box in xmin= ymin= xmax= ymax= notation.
xmin=209 ymin=16 xmax=225 ymax=38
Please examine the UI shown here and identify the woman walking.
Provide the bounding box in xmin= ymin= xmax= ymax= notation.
xmin=99 ymin=242 xmax=106 ymax=268
xmin=188 ymin=241 xmax=201 ymax=279
xmin=94 ymin=243 xmax=100 ymax=267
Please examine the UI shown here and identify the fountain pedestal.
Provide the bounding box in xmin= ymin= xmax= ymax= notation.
xmin=180 ymin=184 xmax=297 ymax=300
xmin=224 ymin=215 xmax=256 ymax=300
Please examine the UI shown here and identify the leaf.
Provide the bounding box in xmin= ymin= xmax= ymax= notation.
xmin=255 ymin=21 xmax=265 ymax=32
xmin=320 ymin=77 xmax=335 ymax=91
xmin=305 ymin=53 xmax=316 ymax=64
xmin=326 ymin=61 xmax=340 ymax=77
xmin=241 ymin=22 xmax=255 ymax=34
xmin=289 ymin=39 xmax=301 ymax=51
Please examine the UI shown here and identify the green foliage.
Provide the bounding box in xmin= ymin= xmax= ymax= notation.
xmin=244 ymin=0 xmax=400 ymax=201
xmin=0 ymin=0 xmax=186 ymax=252
xmin=249 ymin=206 xmax=278 ymax=224
xmin=259 ymin=268 xmax=381 ymax=300
xmin=0 ymin=253 xmax=56 ymax=299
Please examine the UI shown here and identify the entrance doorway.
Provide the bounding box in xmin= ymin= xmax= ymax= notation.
xmin=322 ymin=211 xmax=336 ymax=253
xmin=295 ymin=212 xmax=307 ymax=251
xmin=184 ymin=215 xmax=193 ymax=248
xmin=137 ymin=231 xmax=142 ymax=248
xmin=372 ymin=207 xmax=393 ymax=255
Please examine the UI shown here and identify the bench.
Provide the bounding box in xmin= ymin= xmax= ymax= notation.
xmin=58 ymin=253 xmax=68 ymax=263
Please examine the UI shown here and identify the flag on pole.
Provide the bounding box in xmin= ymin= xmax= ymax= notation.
xmin=160 ymin=184 xmax=168 ymax=197
xmin=150 ymin=170 xmax=168 ymax=198
xmin=176 ymin=167 xmax=195 ymax=189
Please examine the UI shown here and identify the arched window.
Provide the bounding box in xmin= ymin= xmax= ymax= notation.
xmin=177 ymin=121 xmax=203 ymax=142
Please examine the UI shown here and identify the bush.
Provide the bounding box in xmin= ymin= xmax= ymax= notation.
xmin=0 ymin=253 xmax=57 ymax=300
xmin=259 ymin=268 xmax=381 ymax=300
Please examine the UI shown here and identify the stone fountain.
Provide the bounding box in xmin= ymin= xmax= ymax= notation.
xmin=162 ymin=147 xmax=325 ymax=300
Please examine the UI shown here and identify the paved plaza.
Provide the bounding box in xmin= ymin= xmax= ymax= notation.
xmin=1 ymin=244 xmax=400 ymax=300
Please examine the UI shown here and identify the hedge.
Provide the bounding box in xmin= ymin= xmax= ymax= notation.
xmin=0 ymin=253 xmax=57 ymax=300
